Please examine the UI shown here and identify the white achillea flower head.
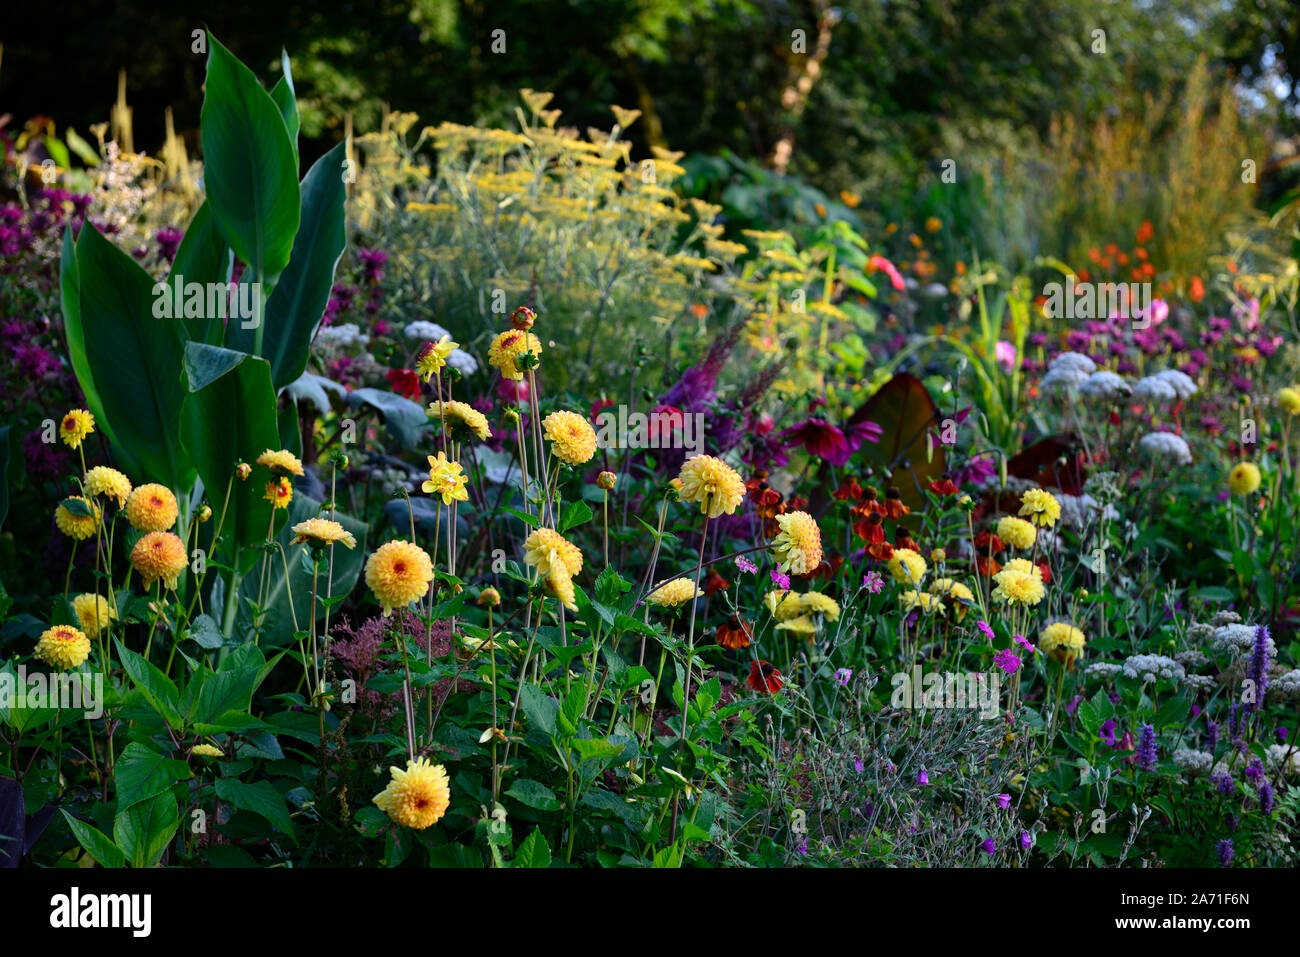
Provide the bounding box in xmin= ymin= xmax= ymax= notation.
xmin=1138 ymin=431 xmax=1192 ymax=465
xmin=1048 ymin=352 xmax=1097 ymax=374
xmin=1132 ymin=375 xmax=1178 ymax=403
xmin=1152 ymin=368 xmax=1198 ymax=399
xmin=1078 ymin=370 xmax=1131 ymax=400
xmin=1040 ymin=365 xmax=1090 ymax=394
xmin=1122 ymin=654 xmax=1186 ymax=683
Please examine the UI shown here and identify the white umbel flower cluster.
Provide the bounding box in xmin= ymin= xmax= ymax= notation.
xmin=1133 ymin=375 xmax=1178 ymax=403
xmin=1271 ymin=669 xmax=1300 ymax=699
xmin=316 ymin=323 xmax=369 ymax=349
xmin=1138 ymin=431 xmax=1192 ymax=465
xmin=1266 ymin=744 xmax=1300 ymax=775
xmin=1122 ymin=654 xmax=1186 ymax=683
xmin=1211 ymin=624 xmax=1275 ymax=659
xmin=1173 ymin=748 xmax=1214 ymax=777
xmin=1151 ymin=368 xmax=1198 ymax=399
xmin=1079 ymin=370 xmax=1131 ymax=400
xmin=1040 ymin=352 xmax=1096 ymax=394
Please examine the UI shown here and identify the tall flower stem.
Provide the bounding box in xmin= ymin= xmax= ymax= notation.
xmin=680 ymin=511 xmax=710 ymax=747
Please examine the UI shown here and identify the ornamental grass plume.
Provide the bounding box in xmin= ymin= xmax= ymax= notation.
xmin=83 ymin=466 xmax=132 ymax=508
xmin=542 ymin=410 xmax=598 ymax=465
xmin=676 ymin=454 xmax=746 ymax=518
xmin=131 ymin=531 xmax=188 ymax=590
xmin=34 ymin=624 xmax=91 ymax=670
xmin=365 ymin=540 xmax=434 ymax=615
xmin=771 ymin=510 xmax=822 ymax=575
xmin=126 ymin=483 xmax=178 ymax=532
xmin=373 ymin=756 xmax=451 ymax=829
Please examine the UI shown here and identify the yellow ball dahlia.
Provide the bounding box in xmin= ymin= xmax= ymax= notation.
xmin=647 ymin=577 xmax=701 ymax=607
xmin=59 ymin=409 xmax=95 ymax=450
xmin=1228 ymin=462 xmax=1261 ymax=496
xmin=72 ymin=593 xmax=116 ymax=639
xmin=1277 ymin=387 xmax=1300 ymax=416
xmin=899 ymin=590 xmax=945 ymax=615
xmin=775 ymin=614 xmax=818 ymax=636
xmin=365 ymin=540 xmax=434 ymax=615
xmin=290 ymin=518 xmax=357 ymax=550
xmin=800 ymin=590 xmax=841 ymax=621
xmin=487 ymin=329 xmax=542 ymax=381
xmin=764 ymin=589 xmax=802 ymax=620
xmin=677 ymin=455 xmax=745 ymax=519
xmin=131 ymin=531 xmax=188 ymax=590
xmin=83 ymin=466 xmax=132 ymax=508
xmin=542 ymin=410 xmax=598 ymax=465
xmin=1018 ymin=488 xmax=1061 ymax=528
xmin=55 ymin=496 xmax=101 ymax=540
xmin=522 ymin=528 xmax=583 ymax=578
xmin=1039 ymin=622 xmax=1087 ymax=663
xmin=886 ymin=547 xmax=928 ymax=585
xmin=35 ymin=624 xmax=91 ymax=670
xmin=126 ymin=483 xmax=179 ymax=532
xmin=996 ymin=516 xmax=1037 ymax=550
xmin=373 ymin=756 xmax=451 ymax=829
xmin=772 ymin=510 xmax=822 ymax=575
xmin=256 ymin=448 xmax=305 ymax=477
xmin=543 ymin=563 xmax=578 ymax=612
xmin=991 ymin=568 xmax=1046 ymax=606
xmin=427 ymin=399 xmax=492 ymax=441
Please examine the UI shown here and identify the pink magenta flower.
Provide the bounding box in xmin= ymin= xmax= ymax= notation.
xmin=868 ymin=255 xmax=905 ymax=291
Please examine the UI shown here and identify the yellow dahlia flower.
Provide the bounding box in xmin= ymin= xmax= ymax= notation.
xmin=264 ymin=477 xmax=294 ymax=510
xmin=800 ymin=590 xmax=841 ymax=621
xmin=422 ymin=451 xmax=469 ymax=505
xmin=416 ymin=335 xmax=459 ymax=381
xmin=929 ymin=578 xmax=974 ymax=618
xmin=677 ymin=455 xmax=745 ymax=519
xmin=764 ymin=588 xmax=802 ymax=620
xmin=1228 ymin=462 xmax=1261 ymax=496
xmin=373 ymin=756 xmax=451 ymax=829
xmin=55 ymin=496 xmax=101 ymax=540
xmin=256 ymin=449 xmax=305 ymax=477
xmin=647 ymin=577 xmax=701 ymax=607
xmin=487 ymin=329 xmax=542 ymax=381
xmin=427 ymin=399 xmax=491 ymax=441
xmin=543 ymin=563 xmax=578 ymax=612
xmin=991 ymin=568 xmax=1046 ymax=606
xmin=1277 ymin=387 xmax=1300 ymax=415
xmin=772 ymin=510 xmax=822 ymax=575
xmin=190 ymin=744 xmax=224 ymax=759
xmin=83 ymin=466 xmax=132 ymax=508
xmin=1039 ymin=622 xmax=1087 ymax=664
xmin=35 ymin=624 xmax=91 ymax=670
xmin=542 ymin=410 xmax=598 ymax=465
xmin=290 ymin=518 xmax=357 ymax=550
xmin=126 ymin=483 xmax=178 ymax=532
xmin=886 ymin=547 xmax=927 ymax=585
xmin=72 ymin=593 xmax=115 ymax=640
xmin=59 ymin=409 xmax=95 ymax=450
xmin=776 ymin=614 xmax=818 ymax=636
xmin=899 ymin=590 xmax=945 ymax=615
xmin=996 ymin=516 xmax=1037 ymax=550
xmin=522 ymin=528 xmax=583 ymax=577
xmin=365 ymin=540 xmax=434 ymax=615
xmin=1018 ymin=488 xmax=1061 ymax=528
xmin=131 ymin=531 xmax=188 ymax=590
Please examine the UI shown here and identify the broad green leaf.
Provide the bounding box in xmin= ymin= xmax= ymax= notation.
xmin=512 ymin=827 xmax=552 ymax=868
xmin=215 ymin=778 xmax=296 ymax=839
xmin=168 ymin=202 xmax=231 ymax=345
xmin=115 ymin=641 xmax=183 ymax=727
xmin=114 ymin=742 xmax=191 ymax=809
xmin=61 ymin=811 xmax=126 ymax=868
xmin=505 ymin=779 xmax=562 ymax=812
xmin=347 ymin=388 xmax=427 ymax=449
xmin=114 ymin=791 xmax=180 ymax=868
xmin=560 ymin=500 xmax=593 ymax=533
xmin=200 ymin=32 xmax=300 ymax=285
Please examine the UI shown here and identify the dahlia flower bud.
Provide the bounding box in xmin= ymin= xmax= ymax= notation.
xmin=597 ymin=471 xmax=617 ymax=491
xmin=235 ymin=462 xmax=252 ymax=481
xmin=198 ymin=504 xmax=213 ymax=523
xmin=478 ymin=587 xmax=501 ymax=608
xmin=510 ymin=305 xmax=536 ymax=330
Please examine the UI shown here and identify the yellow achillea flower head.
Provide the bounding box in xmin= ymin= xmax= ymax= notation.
xmin=290 ymin=518 xmax=357 ymax=550
xmin=35 ymin=624 xmax=91 ymax=670
xmin=415 ymin=335 xmax=459 ymax=381
xmin=991 ymin=568 xmax=1046 ymax=606
xmin=647 ymin=577 xmax=701 ymax=607
xmin=996 ymin=516 xmax=1037 ymax=550
xmin=776 ymin=614 xmax=817 ymax=636
xmin=427 ymin=400 xmax=491 ymax=441
xmin=1018 ymin=488 xmax=1061 ymax=528
xmin=126 ymin=483 xmax=178 ymax=532
xmin=543 ymin=563 xmax=578 ymax=611
xmin=83 ymin=466 xmax=132 ymax=508
xmin=1228 ymin=462 xmax=1261 ymax=496
xmin=59 ymin=409 xmax=95 ymax=449
xmin=772 ymin=510 xmax=822 ymax=575
xmin=899 ymin=590 xmax=945 ymax=615
xmin=422 ymin=451 xmax=469 ymax=505
xmin=373 ymin=756 xmax=451 ymax=829
xmin=523 ymin=528 xmax=583 ymax=578
xmin=677 ymin=455 xmax=745 ymax=518
xmin=55 ymin=496 xmax=101 ymax=540
xmin=764 ymin=589 xmax=802 ymax=620
xmin=191 ymin=744 xmax=224 ymax=758
xmin=1039 ymin=622 xmax=1087 ymax=664
xmin=1277 ymin=387 xmax=1300 ymax=415
xmin=365 ymin=540 xmax=434 ymax=615
xmin=800 ymin=590 xmax=841 ymax=621
xmin=256 ymin=449 xmax=305 ymax=477
xmin=886 ymin=547 xmax=927 ymax=585
xmin=542 ymin=410 xmax=598 ymax=465
xmin=487 ymin=329 xmax=542 ymax=381
xmin=264 ymin=477 xmax=294 ymax=510
xmin=72 ymin=593 xmax=116 ymax=639
xmin=131 ymin=531 xmax=188 ymax=590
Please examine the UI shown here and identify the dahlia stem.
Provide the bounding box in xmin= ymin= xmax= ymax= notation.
xmin=680 ymin=511 xmax=710 ymax=747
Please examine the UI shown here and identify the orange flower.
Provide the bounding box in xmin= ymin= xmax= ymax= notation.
xmin=716 ymin=616 xmax=753 ymax=650
xmin=748 ymin=660 xmax=783 ymax=694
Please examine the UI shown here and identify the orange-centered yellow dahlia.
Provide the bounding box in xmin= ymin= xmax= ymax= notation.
xmin=35 ymin=624 xmax=91 ymax=670
xmin=1018 ymin=488 xmax=1061 ymax=528
xmin=416 ymin=335 xmax=459 ymax=381
xmin=131 ymin=531 xmax=188 ymax=590
xmin=373 ymin=756 xmax=451 ymax=829
xmin=55 ymin=496 xmax=101 ymax=540
xmin=523 ymin=528 xmax=583 ymax=578
xmin=542 ymin=410 xmax=598 ymax=465
xmin=487 ymin=329 xmax=542 ymax=381
xmin=264 ymin=477 xmax=294 ymax=510
xmin=427 ymin=399 xmax=491 ymax=441
xmin=365 ymin=540 xmax=434 ymax=615
xmin=59 ymin=409 xmax=95 ymax=449
xmin=83 ymin=466 xmax=132 ymax=508
xmin=126 ymin=483 xmax=179 ymax=532
xmin=677 ymin=455 xmax=746 ymax=518
xmin=256 ymin=449 xmax=305 ymax=477
xmin=772 ymin=510 xmax=822 ymax=575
